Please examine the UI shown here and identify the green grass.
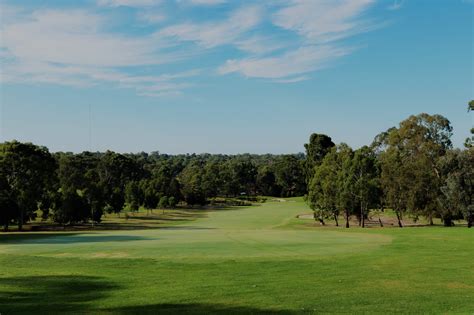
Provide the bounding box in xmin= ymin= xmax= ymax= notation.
xmin=1 ymin=198 xmax=473 ymax=314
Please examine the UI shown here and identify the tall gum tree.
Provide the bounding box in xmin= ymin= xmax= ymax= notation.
xmin=0 ymin=141 xmax=57 ymax=230
xmin=376 ymin=113 xmax=453 ymax=227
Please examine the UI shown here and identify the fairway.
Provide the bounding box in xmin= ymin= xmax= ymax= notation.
xmin=1 ymin=199 xmax=473 ymax=314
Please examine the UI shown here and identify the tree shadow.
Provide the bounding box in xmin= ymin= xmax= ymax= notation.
xmin=0 ymin=233 xmax=154 ymax=244
xmin=0 ymin=277 xmax=299 ymax=314
xmin=0 ymin=275 xmax=118 ymax=314
xmin=0 ymin=233 xmax=81 ymax=243
xmin=106 ymin=303 xmax=297 ymax=315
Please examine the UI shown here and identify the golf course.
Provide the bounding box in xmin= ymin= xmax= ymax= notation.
xmin=1 ymin=198 xmax=473 ymax=314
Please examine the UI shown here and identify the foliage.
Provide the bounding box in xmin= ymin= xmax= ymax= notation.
xmin=0 ymin=111 xmax=472 ymax=229
xmin=465 ymin=100 xmax=474 ymax=148
xmin=304 ymin=133 xmax=335 ymax=182
xmin=0 ymin=141 xmax=57 ymax=230
xmin=375 ymin=113 xmax=453 ymax=227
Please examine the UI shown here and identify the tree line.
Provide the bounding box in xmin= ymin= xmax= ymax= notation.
xmin=0 ymin=145 xmax=306 ymax=230
xmin=0 ymin=107 xmax=472 ymax=231
xmin=306 ymin=109 xmax=473 ymax=228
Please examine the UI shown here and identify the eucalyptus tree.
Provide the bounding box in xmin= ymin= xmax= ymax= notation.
xmin=376 ymin=113 xmax=453 ymax=227
xmin=201 ymin=160 xmax=223 ymax=198
xmin=0 ymin=172 xmax=18 ymax=231
xmin=179 ymin=160 xmax=206 ymax=206
xmin=98 ymin=151 xmax=142 ymax=214
xmin=274 ymin=155 xmax=306 ymax=197
xmin=465 ymin=100 xmax=474 ymax=148
xmin=307 ymin=147 xmax=340 ymax=226
xmin=0 ymin=141 xmax=57 ymax=230
xmin=307 ymin=144 xmax=356 ymax=228
xmin=336 ymin=144 xmax=357 ymax=228
xmin=56 ymin=152 xmax=105 ymax=224
xmin=256 ymin=165 xmax=281 ymax=196
xmin=304 ymin=133 xmax=335 ymax=183
xmin=438 ymin=149 xmax=474 ymax=227
xmin=349 ymin=146 xmax=380 ymax=228
xmin=125 ymin=181 xmax=142 ymax=212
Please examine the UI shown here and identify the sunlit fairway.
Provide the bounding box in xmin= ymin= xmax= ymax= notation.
xmin=1 ymin=198 xmax=473 ymax=314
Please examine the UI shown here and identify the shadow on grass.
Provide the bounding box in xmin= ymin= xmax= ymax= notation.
xmin=0 ymin=233 xmax=81 ymax=243
xmin=0 ymin=233 xmax=154 ymax=244
xmin=0 ymin=275 xmax=118 ymax=314
xmin=0 ymin=276 xmax=296 ymax=315
xmin=106 ymin=303 xmax=297 ymax=315
xmin=4 ymin=204 xmax=255 ymax=233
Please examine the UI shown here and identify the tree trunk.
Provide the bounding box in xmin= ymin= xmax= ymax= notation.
xmin=314 ymin=212 xmax=325 ymax=226
xmin=19 ymin=209 xmax=24 ymax=231
xmin=468 ymin=212 xmax=473 ymax=228
xmin=443 ymin=216 xmax=454 ymax=227
xmin=378 ymin=217 xmax=384 ymax=227
xmin=334 ymin=213 xmax=339 ymax=227
xmin=360 ymin=202 xmax=365 ymax=228
xmin=429 ymin=213 xmax=434 ymax=226
xmin=395 ymin=211 xmax=403 ymax=228
xmin=345 ymin=210 xmax=350 ymax=228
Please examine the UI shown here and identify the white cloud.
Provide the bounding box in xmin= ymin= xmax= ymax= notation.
xmin=2 ymin=58 xmax=199 ymax=96
xmin=186 ymin=0 xmax=226 ymax=5
xmin=219 ymin=45 xmax=349 ymax=79
xmin=97 ymin=0 xmax=162 ymax=8
xmin=234 ymin=36 xmax=286 ymax=55
xmin=275 ymin=76 xmax=309 ymax=83
xmin=1 ymin=10 xmax=168 ymax=67
xmin=1 ymin=0 xmax=384 ymax=93
xmin=137 ymin=11 xmax=166 ymax=24
xmin=217 ymin=0 xmax=376 ymax=82
xmin=0 ymin=8 xmax=194 ymax=96
xmin=160 ymin=6 xmax=261 ymax=48
xmin=273 ymin=0 xmax=375 ymax=43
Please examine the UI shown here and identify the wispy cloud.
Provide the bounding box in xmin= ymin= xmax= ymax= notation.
xmin=97 ymin=0 xmax=162 ymax=8
xmin=219 ymin=0 xmax=376 ymax=81
xmin=160 ymin=6 xmax=261 ymax=48
xmin=275 ymin=76 xmax=310 ymax=83
xmin=0 ymin=7 xmax=194 ymax=96
xmin=234 ymin=35 xmax=287 ymax=55
xmin=219 ymin=45 xmax=349 ymax=79
xmin=137 ymin=11 xmax=166 ymax=24
xmin=273 ymin=0 xmax=375 ymax=43
xmin=182 ymin=0 xmax=226 ymax=5
xmin=1 ymin=0 xmax=383 ymax=95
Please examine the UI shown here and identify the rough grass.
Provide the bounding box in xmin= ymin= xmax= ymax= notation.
xmin=0 ymin=198 xmax=473 ymax=314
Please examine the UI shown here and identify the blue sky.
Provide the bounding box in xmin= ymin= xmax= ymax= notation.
xmin=0 ymin=0 xmax=472 ymax=154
